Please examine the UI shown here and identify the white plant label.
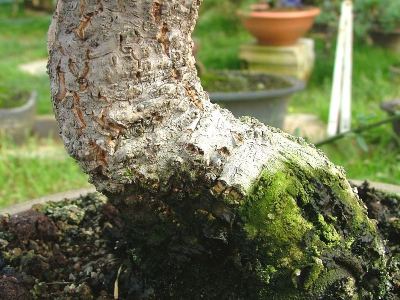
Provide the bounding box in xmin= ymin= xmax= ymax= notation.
xmin=328 ymin=0 xmax=353 ymax=137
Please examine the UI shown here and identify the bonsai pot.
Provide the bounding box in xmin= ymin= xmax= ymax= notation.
xmin=370 ymin=30 xmax=400 ymax=52
xmin=239 ymin=7 xmax=321 ymax=46
xmin=0 ymin=91 xmax=37 ymax=142
xmin=3 ymin=181 xmax=399 ymax=216
xmin=390 ymin=64 xmax=400 ymax=81
xmin=205 ymin=72 xmax=305 ymax=128
xmin=381 ymin=99 xmax=400 ymax=136
xmin=25 ymin=0 xmax=55 ymax=12
xmin=0 ymin=181 xmax=398 ymax=298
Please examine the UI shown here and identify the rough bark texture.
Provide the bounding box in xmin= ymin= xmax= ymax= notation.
xmin=48 ymin=0 xmax=394 ymax=298
xmin=47 ymin=0 xmax=328 ymax=198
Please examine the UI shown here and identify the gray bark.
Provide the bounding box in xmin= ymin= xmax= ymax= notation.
xmin=48 ymin=0 xmax=337 ymax=201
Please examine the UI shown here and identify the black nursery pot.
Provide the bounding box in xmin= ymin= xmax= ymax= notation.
xmin=0 ymin=91 xmax=37 ymax=142
xmin=207 ymin=72 xmax=305 ymax=129
xmin=381 ymin=99 xmax=400 ymax=136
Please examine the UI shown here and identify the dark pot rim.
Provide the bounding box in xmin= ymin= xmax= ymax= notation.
xmin=1 ymin=181 xmax=398 ymax=216
xmin=208 ymin=72 xmax=305 ymax=102
xmin=370 ymin=28 xmax=400 ymax=36
xmin=380 ymin=99 xmax=400 ymax=113
xmin=389 ymin=64 xmax=400 ymax=74
xmin=0 ymin=187 xmax=96 ymax=216
xmin=0 ymin=91 xmax=37 ymax=115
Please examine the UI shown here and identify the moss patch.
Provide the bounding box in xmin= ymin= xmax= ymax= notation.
xmin=239 ymin=160 xmax=388 ymax=298
xmin=241 ymin=170 xmax=314 ymax=268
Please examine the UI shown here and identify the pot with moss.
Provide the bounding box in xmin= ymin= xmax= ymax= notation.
xmin=0 ymin=91 xmax=37 ymax=142
xmin=202 ymin=71 xmax=304 ymax=128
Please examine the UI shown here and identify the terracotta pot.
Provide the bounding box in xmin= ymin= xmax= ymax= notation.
xmin=240 ymin=7 xmax=321 ymax=46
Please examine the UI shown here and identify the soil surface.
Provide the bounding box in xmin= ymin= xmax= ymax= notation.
xmin=0 ymin=182 xmax=399 ymax=299
xmin=201 ymin=72 xmax=292 ymax=93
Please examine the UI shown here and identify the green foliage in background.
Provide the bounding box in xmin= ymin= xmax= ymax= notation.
xmin=196 ymin=0 xmax=400 ymax=185
xmin=0 ymin=4 xmax=88 ymax=207
xmin=355 ymin=0 xmax=400 ymax=35
xmin=0 ymin=137 xmax=90 ymax=207
xmin=0 ymin=4 xmax=52 ymax=114
xmin=311 ymin=0 xmax=400 ymax=39
xmin=203 ymin=0 xmax=400 ymax=41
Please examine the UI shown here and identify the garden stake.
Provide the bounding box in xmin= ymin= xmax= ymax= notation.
xmin=328 ymin=0 xmax=353 ymax=136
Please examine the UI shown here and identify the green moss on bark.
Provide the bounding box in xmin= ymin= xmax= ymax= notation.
xmin=238 ymin=161 xmax=388 ymax=298
xmin=241 ymin=170 xmax=314 ymax=267
xmin=108 ymin=162 xmax=391 ymax=299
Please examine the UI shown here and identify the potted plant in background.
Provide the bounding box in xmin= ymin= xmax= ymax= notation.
xmin=0 ymin=88 xmax=36 ymax=143
xmin=305 ymin=0 xmax=400 ymax=52
xmin=202 ymin=71 xmax=304 ymax=128
xmin=309 ymin=0 xmax=341 ymax=47
xmin=239 ymin=0 xmax=321 ymax=46
xmin=381 ymin=99 xmax=400 ymax=136
xmin=25 ymin=0 xmax=55 ymax=12
xmin=355 ymin=0 xmax=400 ymax=52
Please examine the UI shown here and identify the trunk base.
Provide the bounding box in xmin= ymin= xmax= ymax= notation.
xmin=0 ymin=182 xmax=398 ymax=299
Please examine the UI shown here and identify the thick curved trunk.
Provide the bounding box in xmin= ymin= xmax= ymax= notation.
xmin=48 ymin=1 xmax=393 ymax=298
xmin=47 ymin=0 xmax=326 ymax=197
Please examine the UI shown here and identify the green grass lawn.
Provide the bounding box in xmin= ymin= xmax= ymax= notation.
xmin=0 ymin=2 xmax=399 ymax=207
xmin=0 ymin=138 xmax=90 ymax=207
xmin=0 ymin=4 xmax=89 ymax=207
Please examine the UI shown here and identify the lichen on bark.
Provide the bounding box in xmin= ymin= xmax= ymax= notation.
xmin=47 ymin=0 xmax=393 ymax=298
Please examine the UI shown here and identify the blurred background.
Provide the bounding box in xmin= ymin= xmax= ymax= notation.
xmin=0 ymin=0 xmax=399 ymax=208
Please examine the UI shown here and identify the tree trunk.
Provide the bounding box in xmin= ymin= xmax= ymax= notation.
xmin=47 ymin=1 xmax=393 ymax=298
